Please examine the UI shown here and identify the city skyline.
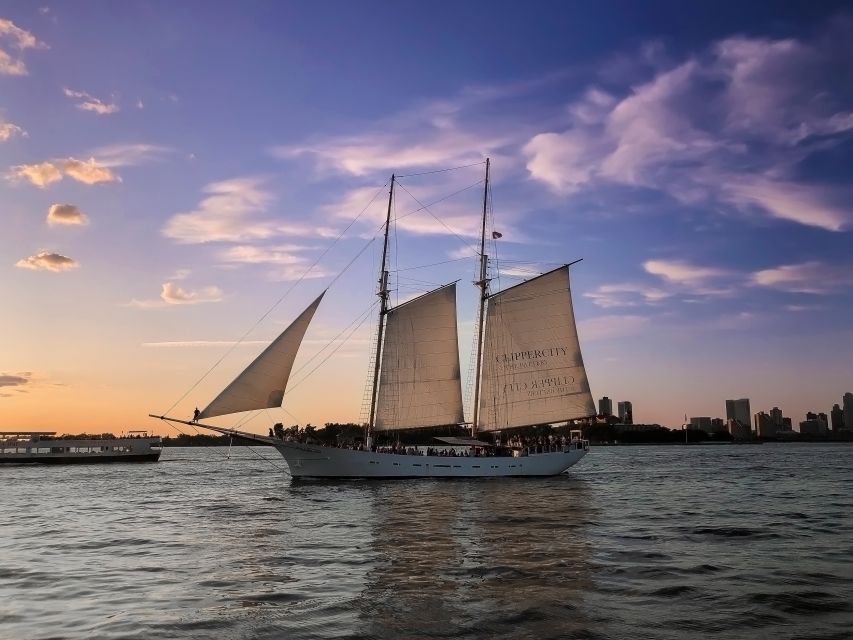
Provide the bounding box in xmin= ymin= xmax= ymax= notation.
xmin=2 ymin=3 xmax=853 ymax=435
xmin=602 ymin=392 xmax=851 ymax=432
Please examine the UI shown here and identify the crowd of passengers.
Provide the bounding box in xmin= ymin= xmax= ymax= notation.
xmin=274 ymin=432 xmax=580 ymax=456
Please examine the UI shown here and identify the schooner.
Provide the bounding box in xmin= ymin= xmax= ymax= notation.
xmin=151 ymin=160 xmax=595 ymax=478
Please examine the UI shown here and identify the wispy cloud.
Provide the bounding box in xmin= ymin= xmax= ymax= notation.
xmin=218 ymin=244 xmax=309 ymax=266
xmin=751 ymin=261 xmax=853 ymax=294
xmin=88 ymin=143 xmax=173 ymax=167
xmin=10 ymin=157 xmax=120 ymax=187
xmin=584 ymin=282 xmax=670 ymax=308
xmin=578 ymin=314 xmax=651 ymax=341
xmin=642 ymin=259 xmax=730 ymax=287
xmin=126 ymin=282 xmax=224 ymax=309
xmin=276 ymin=132 xmax=493 ymax=178
xmin=63 ymin=87 xmax=119 ymax=115
xmin=15 ymin=251 xmax=79 ymax=272
xmin=270 ymin=92 xmax=508 ymax=177
xmin=0 ymin=372 xmax=30 ymax=387
xmin=62 ymin=158 xmax=120 ymax=184
xmin=167 ymin=268 xmax=191 ymax=280
xmin=159 ymin=282 xmax=223 ymax=305
xmin=217 ymin=245 xmax=332 ymax=281
xmin=47 ymin=203 xmax=89 ymax=226
xmin=9 ymin=161 xmax=61 ymax=187
xmin=0 ymin=18 xmax=46 ymax=76
xmin=162 ymin=177 xmax=277 ymax=244
xmin=522 ymin=19 xmax=853 ymax=232
xmin=0 ymin=371 xmax=32 ymax=397
xmin=0 ymin=118 xmax=26 ymax=141
xmin=142 ymin=340 xmax=269 ymax=348
xmin=586 ymin=258 xmax=736 ymax=309
xmin=722 ymin=177 xmax=849 ymax=232
xmin=162 ymin=177 xmax=333 ymax=244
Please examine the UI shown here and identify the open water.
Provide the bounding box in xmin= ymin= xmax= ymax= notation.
xmin=1 ymin=444 xmax=851 ymax=640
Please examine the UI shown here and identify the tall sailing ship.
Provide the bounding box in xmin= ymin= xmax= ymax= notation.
xmin=151 ymin=160 xmax=595 ymax=478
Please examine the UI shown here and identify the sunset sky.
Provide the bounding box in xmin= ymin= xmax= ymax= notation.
xmin=2 ymin=1 xmax=852 ymax=435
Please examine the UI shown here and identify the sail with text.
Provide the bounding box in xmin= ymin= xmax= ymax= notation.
xmin=477 ymin=266 xmax=594 ymax=431
xmin=374 ymin=283 xmax=464 ymax=431
xmin=198 ymin=292 xmax=325 ymax=419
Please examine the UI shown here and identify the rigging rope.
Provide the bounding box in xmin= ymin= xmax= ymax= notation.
xmin=396 ymin=160 xmax=485 ymax=178
xmin=393 ymin=179 xmax=484 ymax=224
xmin=160 ymin=180 xmax=389 ymax=417
xmin=284 ymin=301 xmax=377 ymax=395
xmin=394 ymin=180 xmax=479 ymax=255
xmin=393 ymin=256 xmax=474 ymax=272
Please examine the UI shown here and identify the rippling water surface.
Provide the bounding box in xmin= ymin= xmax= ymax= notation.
xmin=2 ymin=444 xmax=852 ymax=639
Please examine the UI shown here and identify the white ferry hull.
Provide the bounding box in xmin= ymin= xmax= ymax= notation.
xmin=274 ymin=442 xmax=587 ymax=479
xmin=0 ymin=437 xmax=162 ymax=464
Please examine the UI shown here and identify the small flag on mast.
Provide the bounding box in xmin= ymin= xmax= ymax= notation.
xmin=492 ymin=231 xmax=503 ymax=239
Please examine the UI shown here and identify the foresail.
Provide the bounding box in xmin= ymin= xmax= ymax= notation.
xmin=375 ymin=283 xmax=464 ymax=431
xmin=478 ymin=267 xmax=594 ymax=431
xmin=199 ymin=292 xmax=325 ymax=419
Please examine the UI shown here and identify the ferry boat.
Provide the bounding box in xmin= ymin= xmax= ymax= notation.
xmin=0 ymin=431 xmax=162 ymax=464
xmin=151 ymin=159 xmax=594 ymax=478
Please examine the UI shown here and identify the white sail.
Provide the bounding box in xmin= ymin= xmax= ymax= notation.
xmin=374 ymin=283 xmax=464 ymax=431
xmin=199 ymin=292 xmax=324 ymax=419
xmin=478 ymin=266 xmax=594 ymax=431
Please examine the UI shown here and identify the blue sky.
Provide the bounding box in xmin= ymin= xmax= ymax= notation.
xmin=2 ymin=2 xmax=852 ymax=432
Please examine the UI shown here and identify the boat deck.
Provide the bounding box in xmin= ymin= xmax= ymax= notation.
xmin=0 ymin=432 xmax=162 ymax=464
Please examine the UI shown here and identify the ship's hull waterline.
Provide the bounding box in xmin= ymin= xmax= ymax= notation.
xmin=276 ymin=442 xmax=588 ymax=479
xmin=0 ymin=452 xmax=161 ymax=464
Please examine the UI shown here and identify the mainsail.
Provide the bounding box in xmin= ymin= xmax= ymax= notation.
xmin=477 ymin=266 xmax=594 ymax=431
xmin=198 ymin=292 xmax=325 ymax=419
xmin=374 ymin=283 xmax=464 ymax=431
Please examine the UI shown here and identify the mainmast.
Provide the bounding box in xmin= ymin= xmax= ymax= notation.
xmin=367 ymin=175 xmax=395 ymax=436
xmin=471 ymin=158 xmax=490 ymax=436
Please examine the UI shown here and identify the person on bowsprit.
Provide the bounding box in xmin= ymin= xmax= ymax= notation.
xmin=192 ymin=408 xmax=200 ymax=423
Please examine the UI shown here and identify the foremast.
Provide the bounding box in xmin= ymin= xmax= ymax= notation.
xmin=367 ymin=175 xmax=395 ymax=440
xmin=471 ymin=158 xmax=490 ymax=437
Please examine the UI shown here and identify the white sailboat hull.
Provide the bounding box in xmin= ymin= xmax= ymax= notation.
xmin=274 ymin=442 xmax=588 ymax=479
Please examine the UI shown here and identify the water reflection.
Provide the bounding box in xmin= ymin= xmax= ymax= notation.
xmin=357 ymin=477 xmax=596 ymax=639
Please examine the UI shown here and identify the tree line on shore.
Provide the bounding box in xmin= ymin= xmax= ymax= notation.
xmin=160 ymin=421 xmax=853 ymax=447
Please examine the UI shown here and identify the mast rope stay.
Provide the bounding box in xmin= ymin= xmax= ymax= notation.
xmin=394 ymin=180 xmax=479 ymax=256
xmin=158 ymin=416 xmax=288 ymax=472
xmin=159 ymin=180 xmax=390 ymax=418
xmin=284 ymin=299 xmax=378 ymax=395
xmin=394 ymin=256 xmax=474 ymax=272
xmin=198 ymin=298 xmax=380 ymax=435
xmin=396 ymin=160 xmax=486 ymax=178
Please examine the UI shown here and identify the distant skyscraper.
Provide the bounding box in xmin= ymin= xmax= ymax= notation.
xmin=726 ymin=398 xmax=751 ymax=428
xmin=710 ymin=418 xmax=726 ymax=433
xmin=799 ymin=419 xmax=826 ymax=436
xmin=727 ymin=418 xmax=751 ymax=440
xmin=754 ymin=411 xmax=775 ymax=437
xmin=769 ymin=407 xmax=783 ymax=427
xmin=844 ymin=393 xmax=853 ymax=432
xmin=599 ymin=396 xmax=613 ymax=416
xmin=618 ymin=401 xmax=633 ymax=424
xmin=831 ymin=404 xmax=844 ymax=432
xmin=690 ymin=416 xmax=712 ymax=432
